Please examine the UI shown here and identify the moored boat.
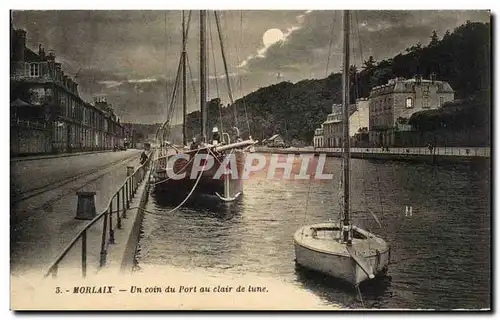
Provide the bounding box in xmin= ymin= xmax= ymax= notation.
xmin=293 ymin=10 xmax=390 ymax=287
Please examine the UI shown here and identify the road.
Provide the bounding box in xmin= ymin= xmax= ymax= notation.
xmin=10 ymin=149 xmax=143 ymax=275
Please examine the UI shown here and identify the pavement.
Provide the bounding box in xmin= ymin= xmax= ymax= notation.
xmin=10 ymin=149 xmax=144 ymax=276
xmin=10 ymin=150 xmax=112 ymax=162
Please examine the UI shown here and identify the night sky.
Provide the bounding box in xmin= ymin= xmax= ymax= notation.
xmin=12 ymin=10 xmax=490 ymax=124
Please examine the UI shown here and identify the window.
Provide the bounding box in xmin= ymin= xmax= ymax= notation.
xmin=29 ymin=63 xmax=40 ymax=77
xmin=440 ymin=96 xmax=444 ymax=106
xmin=423 ymin=85 xmax=430 ymax=95
xmin=423 ymin=97 xmax=429 ymax=108
xmin=406 ymin=97 xmax=413 ymax=108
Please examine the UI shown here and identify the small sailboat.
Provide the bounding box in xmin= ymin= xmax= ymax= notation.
xmin=293 ymin=10 xmax=390 ymax=286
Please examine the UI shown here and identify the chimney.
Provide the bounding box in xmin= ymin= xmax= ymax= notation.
xmin=55 ymin=63 xmax=62 ymax=81
xmin=13 ymin=29 xmax=26 ymax=62
xmin=47 ymin=49 xmax=55 ymax=60
xmin=415 ymin=74 xmax=422 ymax=85
xmin=430 ymin=72 xmax=437 ymax=83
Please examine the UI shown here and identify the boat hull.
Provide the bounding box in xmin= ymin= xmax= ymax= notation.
xmin=294 ymin=222 xmax=390 ymax=285
xmin=152 ymin=148 xmax=246 ymax=201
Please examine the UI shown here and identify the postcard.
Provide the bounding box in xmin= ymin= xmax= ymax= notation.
xmin=10 ymin=8 xmax=491 ymax=311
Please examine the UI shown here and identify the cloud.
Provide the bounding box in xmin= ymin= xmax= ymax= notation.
xmin=12 ymin=10 xmax=490 ymax=124
xmin=238 ymin=10 xmax=313 ymax=69
xmin=237 ymin=10 xmax=490 ymax=78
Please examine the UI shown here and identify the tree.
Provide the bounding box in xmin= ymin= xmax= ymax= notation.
xmin=362 ymin=56 xmax=377 ymax=70
xmin=429 ymin=30 xmax=439 ymax=47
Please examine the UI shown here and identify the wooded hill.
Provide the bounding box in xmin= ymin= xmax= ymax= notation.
xmin=183 ymin=21 xmax=490 ymax=146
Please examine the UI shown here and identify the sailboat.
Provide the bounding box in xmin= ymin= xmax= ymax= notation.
xmin=293 ymin=10 xmax=390 ymax=286
xmin=153 ymin=10 xmax=257 ymax=202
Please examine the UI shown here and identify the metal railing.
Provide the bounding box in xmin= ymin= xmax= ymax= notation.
xmin=44 ymin=151 xmax=153 ymax=278
xmin=313 ymin=147 xmax=490 ymax=158
xmin=256 ymin=147 xmax=490 ymax=158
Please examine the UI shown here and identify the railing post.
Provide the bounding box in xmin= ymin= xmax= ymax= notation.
xmin=109 ymin=202 xmax=115 ymax=244
xmin=122 ymin=187 xmax=127 ymax=218
xmin=51 ymin=265 xmax=58 ymax=278
xmin=100 ymin=211 xmax=108 ymax=267
xmin=82 ymin=229 xmax=87 ymax=278
xmin=117 ymin=191 xmax=122 ymax=229
xmin=126 ymin=179 xmax=130 ymax=208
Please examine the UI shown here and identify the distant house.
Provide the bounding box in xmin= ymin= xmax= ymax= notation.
xmin=368 ymin=75 xmax=454 ymax=147
xmin=263 ymin=134 xmax=287 ymax=148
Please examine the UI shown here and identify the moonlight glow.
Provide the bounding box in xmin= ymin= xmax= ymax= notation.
xmin=262 ymin=28 xmax=284 ymax=47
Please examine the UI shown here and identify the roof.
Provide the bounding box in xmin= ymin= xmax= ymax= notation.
xmin=10 ymin=99 xmax=31 ymax=107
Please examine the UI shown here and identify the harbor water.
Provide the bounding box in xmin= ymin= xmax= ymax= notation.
xmin=135 ymin=154 xmax=490 ymax=309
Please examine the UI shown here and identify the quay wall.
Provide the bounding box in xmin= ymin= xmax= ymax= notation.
xmin=255 ymin=147 xmax=490 ymax=165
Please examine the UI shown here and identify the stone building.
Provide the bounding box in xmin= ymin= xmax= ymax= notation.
xmin=313 ymin=125 xmax=324 ymax=148
xmin=319 ymin=99 xmax=369 ymax=148
xmin=10 ymin=22 xmax=124 ymax=155
xmin=368 ymin=76 xmax=454 ymax=147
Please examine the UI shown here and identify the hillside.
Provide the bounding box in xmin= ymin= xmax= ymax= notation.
xmin=184 ymin=20 xmax=490 ymax=146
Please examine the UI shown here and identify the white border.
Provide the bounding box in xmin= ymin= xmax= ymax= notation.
xmin=2 ymin=1 xmax=498 ymax=319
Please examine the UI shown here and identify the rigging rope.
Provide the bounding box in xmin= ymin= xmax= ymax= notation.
xmin=150 ymin=149 xmax=201 ymax=185
xmin=214 ymin=11 xmax=237 ymax=129
xmin=186 ymin=54 xmax=199 ymax=108
xmin=208 ymin=13 xmax=225 ymax=136
xmin=325 ymin=12 xmax=337 ymax=77
xmin=354 ymin=11 xmax=387 ymax=234
xmin=238 ymin=11 xmax=252 ymax=136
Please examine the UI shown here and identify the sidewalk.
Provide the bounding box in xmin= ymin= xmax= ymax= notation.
xmin=10 ymin=153 xmax=143 ymax=277
xmin=10 ymin=149 xmax=113 ymax=162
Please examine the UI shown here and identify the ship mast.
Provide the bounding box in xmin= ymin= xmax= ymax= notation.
xmin=342 ymin=10 xmax=351 ymax=245
xmin=182 ymin=10 xmax=187 ymax=147
xmin=199 ymin=10 xmax=207 ymax=143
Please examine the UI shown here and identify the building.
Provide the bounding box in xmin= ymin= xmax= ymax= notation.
xmin=313 ymin=125 xmax=324 ymax=148
xmin=263 ymin=134 xmax=286 ymax=148
xmin=123 ymin=123 xmax=138 ymax=149
xmin=10 ymin=22 xmax=124 ymax=155
xmin=368 ymin=76 xmax=454 ymax=147
xmin=319 ymin=99 xmax=369 ymax=148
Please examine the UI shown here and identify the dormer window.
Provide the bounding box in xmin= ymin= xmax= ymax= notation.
xmin=406 ymin=97 xmax=413 ymax=108
xmin=29 ymin=63 xmax=40 ymax=77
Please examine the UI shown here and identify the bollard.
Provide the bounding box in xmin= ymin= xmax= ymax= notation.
xmin=75 ymin=191 xmax=97 ymax=220
xmin=127 ymin=166 xmax=135 ymax=177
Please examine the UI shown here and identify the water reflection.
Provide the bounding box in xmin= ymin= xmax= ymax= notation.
xmin=138 ymin=156 xmax=490 ymax=309
xmin=294 ymin=263 xmax=392 ymax=308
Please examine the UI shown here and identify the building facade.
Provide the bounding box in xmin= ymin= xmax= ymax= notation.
xmin=368 ymin=76 xmax=454 ymax=147
xmin=10 ymin=23 xmax=124 ymax=155
xmin=319 ymin=99 xmax=369 ymax=148
xmin=313 ymin=126 xmax=324 ymax=148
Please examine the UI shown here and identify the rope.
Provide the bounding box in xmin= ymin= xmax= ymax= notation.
xmin=160 ymin=158 xmax=207 ymax=214
xmin=150 ymin=149 xmax=200 ymax=185
xmin=301 ymin=164 xmax=314 ymax=240
xmin=126 ymin=157 xmax=206 ymax=216
xmin=208 ymin=14 xmax=225 ymax=135
xmin=186 ymin=54 xmax=198 ymax=107
xmin=356 ymin=285 xmax=366 ymax=308
xmin=214 ymin=11 xmax=237 ymax=130
xmin=238 ymin=11 xmax=252 ymax=136
xmin=325 ymin=12 xmax=337 ymax=77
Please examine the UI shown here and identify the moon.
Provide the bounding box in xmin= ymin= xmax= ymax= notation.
xmin=262 ymin=28 xmax=284 ymax=47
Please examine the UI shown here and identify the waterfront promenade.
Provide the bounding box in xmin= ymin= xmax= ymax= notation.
xmin=255 ymin=146 xmax=490 ymax=163
xmin=10 ymin=149 xmax=144 ymax=277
